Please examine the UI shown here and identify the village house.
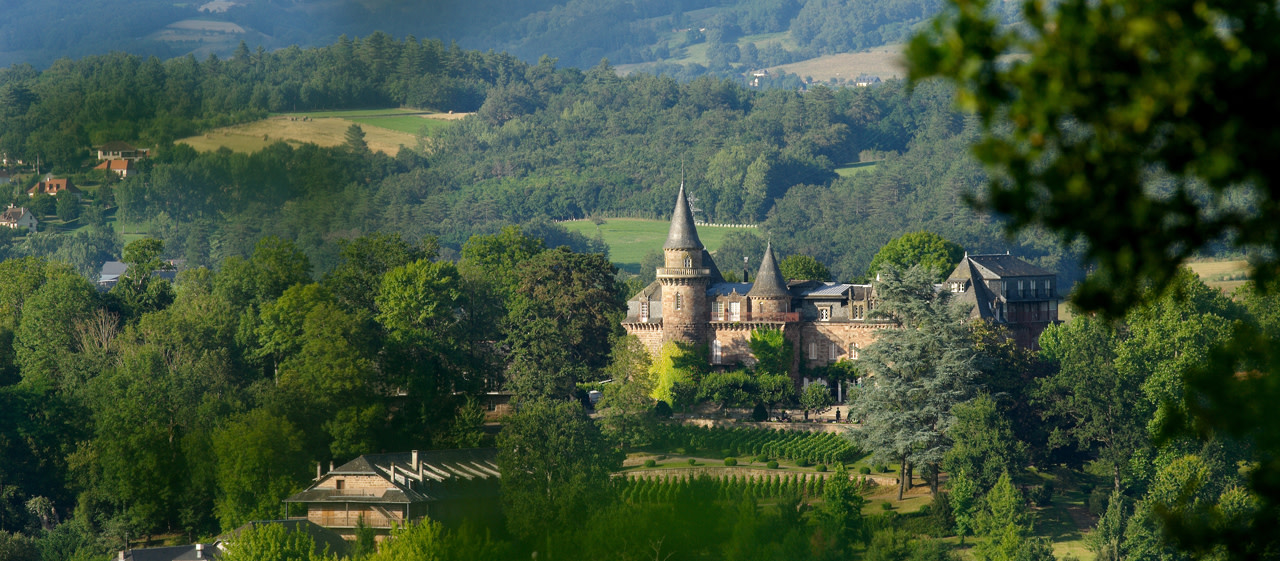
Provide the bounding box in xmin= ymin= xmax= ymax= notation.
xmin=0 ymin=205 xmax=37 ymax=234
xmin=28 ymin=177 xmax=82 ymax=198
xmin=94 ymin=158 xmax=135 ymax=177
xmin=284 ymin=449 xmax=501 ymax=541
xmin=622 ymin=186 xmax=1060 ymax=385
xmin=97 ymin=141 xmax=150 ymax=161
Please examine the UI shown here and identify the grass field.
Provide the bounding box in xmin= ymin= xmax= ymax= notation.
xmin=177 ymin=108 xmax=465 ymax=155
xmin=769 ymin=44 xmax=907 ymax=83
xmin=835 ymin=161 xmax=879 ymax=177
xmin=561 ymin=218 xmax=757 ymax=271
xmin=1185 ymin=259 xmax=1250 ymax=294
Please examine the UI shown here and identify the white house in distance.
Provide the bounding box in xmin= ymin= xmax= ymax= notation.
xmin=0 ymin=205 xmax=37 ymax=234
xmin=96 ymin=141 xmax=150 ymax=161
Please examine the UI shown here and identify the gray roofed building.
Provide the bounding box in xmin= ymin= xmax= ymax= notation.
xmin=284 ymin=448 xmax=501 ymax=541
xmin=946 ymin=253 xmax=1061 ymax=348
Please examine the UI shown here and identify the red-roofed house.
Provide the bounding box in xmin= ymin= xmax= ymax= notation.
xmin=28 ymin=178 xmax=82 ymax=198
xmin=93 ymin=159 xmax=135 ymax=177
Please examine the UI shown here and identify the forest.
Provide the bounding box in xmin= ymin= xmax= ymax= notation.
xmin=0 ymin=34 xmax=1079 ymax=286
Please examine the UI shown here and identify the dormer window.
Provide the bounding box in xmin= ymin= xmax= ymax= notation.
xmin=639 ymin=300 xmax=649 ymax=322
xmin=335 ymin=479 xmax=345 ymax=491
xmin=819 ymin=306 xmax=831 ymax=321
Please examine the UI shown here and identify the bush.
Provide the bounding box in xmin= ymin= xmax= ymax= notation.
xmin=1087 ymin=487 xmax=1111 ymax=517
xmin=880 ymin=501 xmax=894 ymax=511
xmin=724 ymin=457 xmax=738 ymax=466
xmin=755 ymin=454 xmax=769 ymax=463
xmin=859 ymin=466 xmax=871 ymax=475
xmin=654 ymin=401 xmax=673 ymax=418
xmin=797 ymin=458 xmax=812 ymax=467
xmin=643 ymin=459 xmax=656 ymax=468
xmin=876 ymin=464 xmax=889 ymax=473
xmin=688 ymin=458 xmax=697 ymax=466
xmin=767 ymin=460 xmax=779 ymax=469
xmin=1029 ymin=483 xmax=1053 ymax=506
xmin=751 ymin=403 xmax=768 ymax=422
xmin=817 ymin=464 xmax=828 ymax=472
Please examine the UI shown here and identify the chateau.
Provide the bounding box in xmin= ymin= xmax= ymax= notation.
xmin=622 ymin=186 xmax=1061 ymax=381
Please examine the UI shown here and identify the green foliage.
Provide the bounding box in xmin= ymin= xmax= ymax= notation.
xmin=724 ymin=457 xmax=737 ymax=466
xmin=211 ymin=410 xmax=309 ymax=530
xmin=778 ymin=254 xmax=832 ymax=282
xmin=852 ymin=264 xmax=978 ymax=497
xmin=947 ymin=470 xmax=978 ymax=544
xmin=748 ymin=326 xmax=792 ymax=377
xmin=219 ymin=523 xmax=331 ymax=561
xmin=649 ymin=342 xmax=703 ymax=407
xmin=943 ymin=394 xmax=1026 ymax=492
xmin=799 ymin=382 xmax=834 ymax=414
xmin=866 ymin=231 xmax=964 ymax=282
xmin=818 ymin=464 xmax=868 ymax=550
xmin=0 ymin=531 xmax=39 ymax=561
xmin=497 ymin=399 xmax=621 ymax=541
xmin=649 ymin=424 xmax=861 ymax=466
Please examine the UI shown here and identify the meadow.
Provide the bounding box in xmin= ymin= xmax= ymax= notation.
xmin=770 ymin=44 xmax=907 ymax=82
xmin=176 ymin=108 xmax=463 ymax=155
xmin=560 ymin=218 xmax=756 ymax=270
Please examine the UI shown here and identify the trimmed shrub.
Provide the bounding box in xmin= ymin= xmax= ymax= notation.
xmin=859 ymin=466 xmax=871 ymax=475
xmin=817 ymin=464 xmax=828 ymax=472
xmin=751 ymin=403 xmax=768 ymax=421
xmin=724 ymin=457 xmax=738 ymax=466
xmin=755 ymin=454 xmax=769 ymax=463
xmin=767 ymin=460 xmax=779 ymax=469
xmin=797 ymin=458 xmax=812 ymax=467
xmin=687 ymin=458 xmax=697 ymax=466
xmin=654 ymin=401 xmax=673 ymax=418
xmin=643 ymin=459 xmax=656 ymax=468
xmin=876 ymin=464 xmax=889 ymax=473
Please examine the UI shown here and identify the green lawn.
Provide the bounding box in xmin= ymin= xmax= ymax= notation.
xmin=347 ymin=115 xmax=454 ymax=136
xmin=560 ymin=218 xmax=757 ymax=271
xmin=834 ymin=161 xmax=879 ymax=177
xmin=270 ymin=107 xmax=423 ymax=118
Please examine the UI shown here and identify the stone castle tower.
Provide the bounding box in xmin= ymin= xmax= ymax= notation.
xmin=657 ymin=183 xmax=712 ymax=345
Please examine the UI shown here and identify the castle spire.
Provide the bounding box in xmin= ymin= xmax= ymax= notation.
xmin=663 ymin=181 xmax=703 ymax=250
xmin=747 ymin=242 xmax=789 ymax=298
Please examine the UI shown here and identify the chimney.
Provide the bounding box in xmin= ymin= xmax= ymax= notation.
xmin=316 ymin=462 xmax=322 ymax=480
xmin=329 ymin=461 xmax=334 ymax=473
xmin=196 ymin=544 xmax=203 ymax=559
xmin=118 ymin=551 xmax=125 ymax=561
xmin=411 ymin=450 xmax=419 ymax=471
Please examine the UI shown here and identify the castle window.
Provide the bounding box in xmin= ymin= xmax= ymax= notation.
xmin=684 ymin=254 xmax=692 ymax=268
xmin=808 ymin=342 xmax=817 ymax=360
xmin=852 ymin=304 xmax=864 ymax=320
xmin=675 ymin=293 xmax=683 ymax=310
xmin=829 ymin=343 xmax=837 ymax=361
xmin=639 ymin=300 xmax=649 ymax=322
xmin=729 ymin=301 xmax=741 ymax=321
xmin=712 ymin=302 xmax=724 ymax=321
xmin=712 ymin=340 xmax=722 ymax=364
xmin=335 ymin=479 xmax=345 ymax=491
xmin=819 ymin=306 xmax=831 ymax=321
xmin=1018 ymin=280 xmax=1026 ymax=298
xmin=851 ymin=343 xmax=859 ymax=360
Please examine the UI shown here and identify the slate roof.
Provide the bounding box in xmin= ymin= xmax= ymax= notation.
xmin=747 ymin=242 xmax=789 ymax=298
xmin=0 ymin=206 xmax=30 ymax=223
xmin=663 ymin=183 xmax=703 ymax=250
xmin=954 ymin=253 xmax=1054 ymax=279
xmin=707 ymin=282 xmax=751 ymax=296
xmin=122 ymin=544 xmax=219 ymax=561
xmin=99 ymin=140 xmax=137 ymax=152
xmin=795 ymin=282 xmax=854 ymax=298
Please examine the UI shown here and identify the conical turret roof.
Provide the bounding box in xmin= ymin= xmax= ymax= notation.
xmin=748 ymin=242 xmax=789 ymax=298
xmin=663 ymin=183 xmax=703 ymax=250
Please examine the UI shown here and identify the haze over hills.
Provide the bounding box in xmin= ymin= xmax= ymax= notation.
xmin=0 ymin=0 xmax=951 ymax=83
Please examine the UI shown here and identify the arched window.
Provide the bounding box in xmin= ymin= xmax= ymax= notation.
xmin=684 ymin=254 xmax=692 ymax=268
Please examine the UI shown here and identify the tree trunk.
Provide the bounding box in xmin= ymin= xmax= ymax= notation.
xmin=929 ymin=463 xmax=939 ymax=496
xmin=1114 ymin=464 xmax=1121 ymax=493
xmin=897 ymin=458 xmax=909 ymax=500
xmin=905 ymin=462 xmax=913 ymax=491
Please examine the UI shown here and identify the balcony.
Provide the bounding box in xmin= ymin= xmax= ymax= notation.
xmin=656 ymin=267 xmax=711 ymax=278
xmin=710 ymin=311 xmax=800 ymax=322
